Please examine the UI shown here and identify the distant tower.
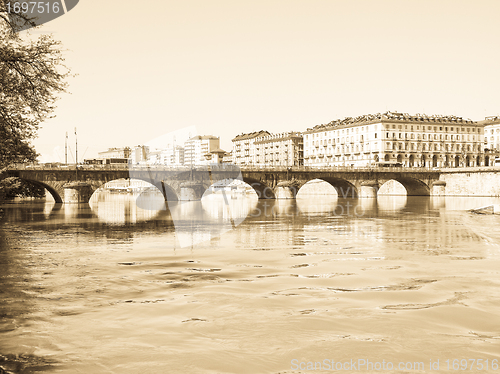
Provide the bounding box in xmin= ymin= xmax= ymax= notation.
xmin=65 ymin=132 xmax=68 ymax=164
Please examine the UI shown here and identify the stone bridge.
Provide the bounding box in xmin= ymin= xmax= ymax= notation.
xmin=7 ymin=164 xmax=446 ymax=203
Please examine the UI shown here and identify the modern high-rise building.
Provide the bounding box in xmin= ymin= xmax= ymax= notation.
xmin=160 ymin=146 xmax=184 ymax=166
xmin=184 ymin=135 xmax=220 ymax=165
xmin=130 ymin=145 xmax=150 ymax=164
xmin=303 ymin=112 xmax=485 ymax=168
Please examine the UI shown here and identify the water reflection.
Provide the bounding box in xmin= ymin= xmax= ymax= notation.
xmin=167 ymin=194 xmax=259 ymax=247
xmin=357 ymin=197 xmax=377 ymax=212
xmin=90 ymin=191 xmax=164 ymax=224
xmin=296 ymin=196 xmax=338 ymax=216
xmin=2 ymin=195 xmax=500 ymax=373
xmin=376 ymin=195 xmax=407 ymax=213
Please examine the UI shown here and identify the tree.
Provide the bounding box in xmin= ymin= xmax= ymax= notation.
xmin=0 ymin=1 xmax=70 ymax=200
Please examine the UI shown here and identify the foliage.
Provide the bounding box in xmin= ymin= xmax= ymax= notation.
xmin=0 ymin=1 xmax=70 ymax=199
xmin=0 ymin=176 xmax=45 ymax=200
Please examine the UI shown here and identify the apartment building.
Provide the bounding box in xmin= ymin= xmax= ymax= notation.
xmin=304 ymin=112 xmax=485 ymax=168
xmin=130 ymin=145 xmax=150 ymax=164
xmin=254 ymin=132 xmax=303 ymax=166
xmin=184 ymin=135 xmax=220 ymax=165
xmin=232 ymin=130 xmax=271 ymax=165
xmin=160 ymin=146 xmax=185 ymax=166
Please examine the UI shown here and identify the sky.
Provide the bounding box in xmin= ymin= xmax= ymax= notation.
xmin=27 ymin=0 xmax=500 ymax=162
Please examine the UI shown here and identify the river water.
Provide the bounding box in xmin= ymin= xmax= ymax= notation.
xmin=1 ymin=190 xmax=500 ymax=373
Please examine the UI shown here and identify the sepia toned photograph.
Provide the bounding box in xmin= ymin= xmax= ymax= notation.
xmin=1 ymin=1 xmax=500 ymax=373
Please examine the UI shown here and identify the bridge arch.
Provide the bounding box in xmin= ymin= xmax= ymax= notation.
xmin=16 ymin=178 xmax=64 ymax=203
xmin=91 ymin=178 xmax=179 ymax=202
xmin=299 ymin=177 xmax=358 ymax=198
xmin=242 ymin=177 xmax=275 ymax=199
xmin=379 ymin=177 xmax=430 ymax=196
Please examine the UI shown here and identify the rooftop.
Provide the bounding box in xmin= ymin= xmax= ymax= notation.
xmin=306 ymin=111 xmax=476 ymax=132
xmin=186 ymin=135 xmax=219 ymax=141
xmin=232 ymin=130 xmax=271 ymax=141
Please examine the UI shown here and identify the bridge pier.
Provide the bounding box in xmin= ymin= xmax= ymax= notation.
xmin=359 ymin=181 xmax=378 ymax=198
xmin=63 ymin=182 xmax=93 ymax=203
xmin=274 ymin=182 xmax=298 ymax=199
xmin=431 ymin=180 xmax=446 ymax=196
xmin=179 ymin=182 xmax=205 ymax=201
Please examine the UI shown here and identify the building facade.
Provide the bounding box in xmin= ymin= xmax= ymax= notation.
xmin=303 ymin=112 xmax=485 ymax=168
xmin=222 ymin=151 xmax=233 ymax=164
xmin=184 ymin=135 xmax=220 ymax=165
xmin=160 ymin=146 xmax=185 ymax=166
xmin=98 ymin=147 xmax=131 ymax=159
xmin=254 ymin=131 xmax=303 ymax=166
xmin=232 ymin=130 xmax=271 ymax=165
xmin=481 ymin=116 xmax=500 ymax=165
xmin=130 ymin=145 xmax=150 ymax=164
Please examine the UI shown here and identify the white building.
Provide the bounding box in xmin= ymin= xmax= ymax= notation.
xmin=232 ymin=130 xmax=271 ymax=165
xmin=481 ymin=116 xmax=500 ymax=166
xmin=97 ymin=147 xmax=131 ymax=159
xmin=184 ymin=135 xmax=220 ymax=165
xmin=304 ymin=112 xmax=485 ymax=168
xmin=160 ymin=146 xmax=185 ymax=166
xmin=130 ymin=145 xmax=150 ymax=165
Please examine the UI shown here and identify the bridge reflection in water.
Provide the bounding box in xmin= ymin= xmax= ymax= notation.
xmin=3 ymin=192 xmax=500 ymax=251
